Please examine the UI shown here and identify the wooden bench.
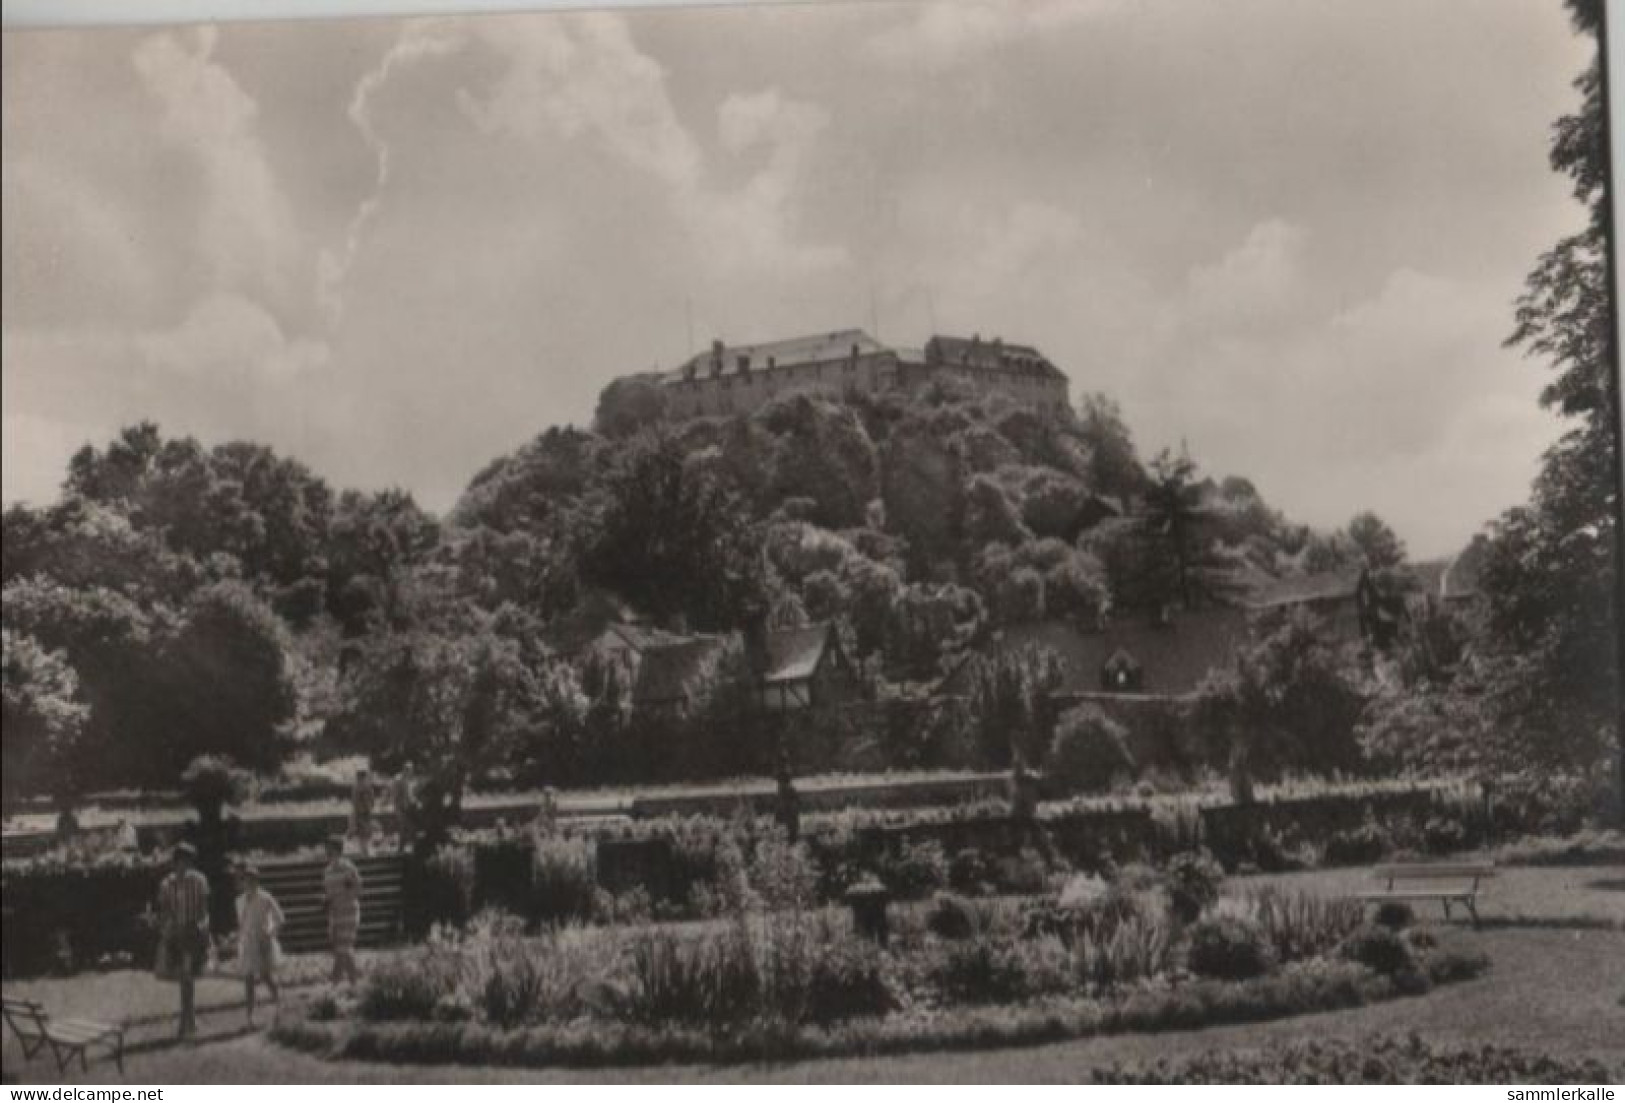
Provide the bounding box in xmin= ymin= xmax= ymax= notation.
xmin=1359 ymin=863 xmax=1496 ymax=927
xmin=2 ymin=997 xmax=125 ymax=1074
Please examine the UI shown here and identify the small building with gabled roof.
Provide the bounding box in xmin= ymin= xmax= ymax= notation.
xmin=753 ymin=621 xmax=862 ymax=713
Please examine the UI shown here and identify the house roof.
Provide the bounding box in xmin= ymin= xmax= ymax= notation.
xmin=762 ymin=622 xmax=837 ymax=685
xmin=667 ymin=329 xmax=887 ymax=385
xmin=543 ymin=589 xmax=638 ymax=655
xmin=602 ymin=622 xmax=686 ymax=653
xmin=925 ymin=334 xmax=1066 ymax=380
xmin=944 ymin=607 xmax=1253 ymax=698
xmin=631 ymin=637 xmax=728 ymax=705
xmin=1245 ymin=568 xmax=1364 ymax=609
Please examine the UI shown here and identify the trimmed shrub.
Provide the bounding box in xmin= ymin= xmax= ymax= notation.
xmin=1324 ymin=815 xmax=1394 ymax=865
xmin=1070 ymin=914 xmax=1174 ymax=991
xmin=947 ymin=847 xmax=994 ymax=895
xmin=1047 ymin=705 xmax=1135 ymax=794
xmin=1340 ymin=924 xmax=1418 ymax=978
xmin=934 ymin=935 xmax=1072 ymax=1004
xmin=1374 ymin=900 xmax=1414 ymax=929
xmin=796 ymin=935 xmax=898 ymax=1025
xmin=926 ymin=892 xmax=980 ymax=940
xmin=748 ymin=835 xmax=820 ymax=911
xmin=1244 ymin=889 xmax=1364 ymax=963
xmin=420 ymin=846 xmax=476 ymax=929
xmin=990 ymin=847 xmax=1051 ymax=896
xmin=1164 ymin=850 xmax=1223 ymax=924
xmin=1185 ymin=916 xmax=1275 ymax=981
xmin=877 ymin=838 xmax=948 ymax=900
xmin=358 ymin=949 xmax=463 ymax=1022
xmin=530 ymin=835 xmax=597 ymax=925
xmin=626 ymin=925 xmax=758 ymax=1026
xmin=1421 ymin=816 xmax=1468 ymax=855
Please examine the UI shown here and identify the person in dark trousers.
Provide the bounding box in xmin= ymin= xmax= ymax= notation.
xmin=154 ymin=843 xmax=211 ymax=1039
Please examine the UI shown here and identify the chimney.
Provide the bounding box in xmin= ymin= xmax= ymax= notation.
xmin=710 ymin=339 xmax=724 ymax=377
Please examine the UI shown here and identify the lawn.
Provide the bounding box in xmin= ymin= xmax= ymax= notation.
xmin=5 ymin=862 xmax=1621 ymax=1083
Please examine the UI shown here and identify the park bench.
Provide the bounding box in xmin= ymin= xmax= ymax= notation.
xmin=2 ymin=997 xmax=125 ymax=1074
xmin=1359 ymin=862 xmax=1496 ymax=927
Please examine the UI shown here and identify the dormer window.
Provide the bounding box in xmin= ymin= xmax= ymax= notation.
xmin=1101 ymin=649 xmax=1143 ymax=693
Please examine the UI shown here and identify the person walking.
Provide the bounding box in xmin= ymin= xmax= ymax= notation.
xmin=233 ymin=865 xmax=284 ymax=1026
xmin=388 ymin=761 xmax=417 ymax=850
xmin=322 ymin=835 xmax=363 ymax=985
xmin=154 ymin=842 xmax=212 ymax=1039
xmin=349 ymin=768 xmax=377 ymax=855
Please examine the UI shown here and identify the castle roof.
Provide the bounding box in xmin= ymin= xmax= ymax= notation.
xmin=668 ymin=329 xmax=887 ymax=385
xmin=925 ymin=334 xmax=1066 ymax=380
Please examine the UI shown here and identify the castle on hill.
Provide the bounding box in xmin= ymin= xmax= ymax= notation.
xmin=631 ymin=328 xmax=1069 ymax=420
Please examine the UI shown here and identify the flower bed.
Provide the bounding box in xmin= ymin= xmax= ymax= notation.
xmin=1092 ymin=1034 xmax=1621 ymax=1084
xmin=269 ymin=863 xmax=1490 ymax=1070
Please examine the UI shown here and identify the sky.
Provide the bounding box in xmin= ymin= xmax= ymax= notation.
xmin=0 ymin=0 xmax=1593 ymax=558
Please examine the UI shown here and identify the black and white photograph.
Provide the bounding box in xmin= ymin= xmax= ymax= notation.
xmin=1 ymin=0 xmax=1621 ymax=1086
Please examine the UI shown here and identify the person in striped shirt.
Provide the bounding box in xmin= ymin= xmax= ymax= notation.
xmin=155 ymin=842 xmax=212 ymax=1038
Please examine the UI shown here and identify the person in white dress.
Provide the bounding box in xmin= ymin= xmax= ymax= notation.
xmin=234 ymin=865 xmax=285 ymax=1025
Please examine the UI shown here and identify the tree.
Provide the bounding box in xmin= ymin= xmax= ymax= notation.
xmin=1193 ymin=609 xmax=1368 ymax=802
xmin=157 ymin=582 xmax=298 ymax=777
xmin=755 ymin=396 xmax=880 ymax=530
xmin=965 ymin=644 xmax=1065 ymax=769
xmin=1088 ymin=449 xmax=1240 ymax=613
xmin=962 ymin=474 xmax=1032 ymax=548
xmin=881 ymin=419 xmax=964 ymax=577
xmin=66 ymin=425 xmax=334 ymax=596
xmin=2 ymin=577 xmax=170 ymax=791
xmin=1075 ymin=393 xmax=1147 ymax=501
xmin=593 ymin=374 xmax=668 ymax=438
xmin=1493 ymin=0 xmax=1622 ymax=815
xmin=1 ymin=630 xmax=89 ymax=808
xmin=330 ymin=621 xmax=546 ymax=857
xmin=583 ymin=434 xmax=767 ymax=632
xmin=1048 ymin=704 xmax=1135 ymax=794
xmin=886 ymin=582 xmax=984 ymax=680
xmin=327 ymin=488 xmax=442 ymax=635
xmin=1142 ymin=448 xmax=1228 ymax=610
xmin=1345 ymin=512 xmax=1407 ymax=570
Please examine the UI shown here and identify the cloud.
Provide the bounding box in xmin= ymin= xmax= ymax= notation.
xmin=863 ymin=0 xmax=1126 ymax=70
xmin=1183 ymin=219 xmax=1309 ymax=332
xmin=1 ymin=156 xmax=156 ymax=328
xmin=457 ymin=13 xmax=701 ymax=189
xmin=327 ymin=14 xmax=845 ymax=290
xmin=694 ymin=89 xmax=845 ymax=276
xmin=137 ymin=293 xmax=330 ymax=382
xmin=0 ymin=411 xmax=91 ymax=507
xmin=318 ymin=20 xmax=463 ymax=325
xmin=131 ymin=27 xmax=300 ymax=305
xmin=1117 ymin=222 xmax=1556 ymax=554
